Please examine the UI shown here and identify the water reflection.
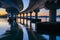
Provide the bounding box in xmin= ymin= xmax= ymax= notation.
xmin=0 ymin=18 xmax=10 ymax=35
xmin=18 ymin=17 xmax=60 ymax=40
xmin=0 ymin=17 xmax=60 ymax=40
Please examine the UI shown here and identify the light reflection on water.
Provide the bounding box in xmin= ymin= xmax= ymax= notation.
xmin=0 ymin=18 xmax=10 ymax=35
xmin=17 ymin=18 xmax=60 ymax=40
xmin=0 ymin=18 xmax=60 ymax=40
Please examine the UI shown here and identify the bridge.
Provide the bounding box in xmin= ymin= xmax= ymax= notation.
xmin=0 ymin=0 xmax=60 ymax=40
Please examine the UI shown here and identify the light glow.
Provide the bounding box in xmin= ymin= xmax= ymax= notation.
xmin=0 ymin=8 xmax=7 ymax=16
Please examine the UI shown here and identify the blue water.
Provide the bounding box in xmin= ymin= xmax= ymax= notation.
xmin=0 ymin=18 xmax=60 ymax=40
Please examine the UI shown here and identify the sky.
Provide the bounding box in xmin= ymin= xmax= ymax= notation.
xmin=0 ymin=0 xmax=60 ymax=40
xmin=0 ymin=8 xmax=7 ymax=16
xmin=0 ymin=0 xmax=60 ymax=16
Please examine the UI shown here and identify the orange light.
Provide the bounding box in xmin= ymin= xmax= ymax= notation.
xmin=0 ymin=8 xmax=7 ymax=16
xmin=38 ymin=11 xmax=49 ymax=16
xmin=0 ymin=11 xmax=7 ymax=16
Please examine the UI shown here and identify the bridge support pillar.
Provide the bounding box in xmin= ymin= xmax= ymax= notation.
xmin=23 ymin=13 xmax=24 ymax=25
xmin=6 ymin=7 xmax=19 ymax=32
xmin=30 ymin=12 xmax=32 ymax=30
xmin=49 ymin=9 xmax=56 ymax=22
xmin=45 ymin=1 xmax=58 ymax=39
xmin=20 ymin=13 xmax=21 ymax=23
xmin=26 ymin=13 xmax=28 ymax=27
xmin=49 ymin=9 xmax=56 ymax=40
xmin=49 ymin=35 xmax=56 ymax=40
xmin=34 ymin=9 xmax=40 ymax=31
xmin=34 ymin=9 xmax=39 ymax=20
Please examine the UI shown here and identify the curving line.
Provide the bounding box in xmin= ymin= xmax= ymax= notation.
xmin=20 ymin=0 xmax=30 ymax=12
xmin=18 ymin=23 xmax=29 ymax=40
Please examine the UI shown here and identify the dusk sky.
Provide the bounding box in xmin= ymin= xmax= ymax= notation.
xmin=0 ymin=0 xmax=60 ymax=16
xmin=0 ymin=0 xmax=60 ymax=40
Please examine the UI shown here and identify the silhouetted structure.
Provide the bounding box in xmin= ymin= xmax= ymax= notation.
xmin=0 ymin=0 xmax=60 ymax=40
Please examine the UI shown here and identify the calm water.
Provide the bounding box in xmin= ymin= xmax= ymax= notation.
xmin=0 ymin=18 xmax=10 ymax=35
xmin=0 ymin=17 xmax=60 ymax=40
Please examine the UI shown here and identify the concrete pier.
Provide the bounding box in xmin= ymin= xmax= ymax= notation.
xmin=20 ymin=14 xmax=21 ymax=23
xmin=30 ymin=12 xmax=32 ymax=29
xmin=6 ymin=7 xmax=19 ymax=32
xmin=26 ymin=13 xmax=28 ymax=27
xmin=49 ymin=9 xmax=56 ymax=40
xmin=49 ymin=9 xmax=56 ymax=22
xmin=23 ymin=13 xmax=24 ymax=25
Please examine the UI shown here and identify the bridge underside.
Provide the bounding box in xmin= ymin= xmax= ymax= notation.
xmin=0 ymin=0 xmax=23 ymax=12
xmin=0 ymin=0 xmax=60 ymax=40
